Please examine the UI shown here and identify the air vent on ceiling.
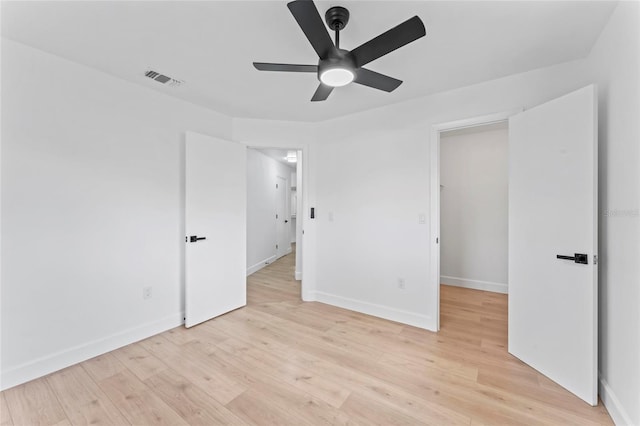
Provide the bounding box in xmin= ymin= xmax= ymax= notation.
xmin=144 ymin=69 xmax=183 ymax=87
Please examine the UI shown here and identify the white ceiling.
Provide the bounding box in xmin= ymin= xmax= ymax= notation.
xmin=1 ymin=1 xmax=616 ymax=122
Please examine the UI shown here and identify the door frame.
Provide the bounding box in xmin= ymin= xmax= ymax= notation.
xmin=429 ymin=110 xmax=521 ymax=331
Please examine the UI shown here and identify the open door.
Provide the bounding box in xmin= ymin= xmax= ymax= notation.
xmin=509 ymin=85 xmax=597 ymax=405
xmin=185 ymin=132 xmax=246 ymax=328
xmin=275 ymin=175 xmax=289 ymax=259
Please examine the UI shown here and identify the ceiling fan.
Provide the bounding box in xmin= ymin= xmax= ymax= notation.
xmin=253 ymin=0 xmax=426 ymax=102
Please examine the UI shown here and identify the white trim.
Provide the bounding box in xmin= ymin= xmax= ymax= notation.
xmin=0 ymin=312 xmax=184 ymax=391
xmin=314 ymin=291 xmax=436 ymax=331
xmin=274 ymin=245 xmax=293 ymax=261
xmin=301 ymin=288 xmax=316 ymax=302
xmin=430 ymin=109 xmax=521 ymax=332
xmin=599 ymin=375 xmax=634 ymax=426
xmin=441 ymin=276 xmax=508 ymax=294
xmin=295 ymin=271 xmax=302 ymax=280
xmin=247 ymin=255 xmax=278 ymax=276
xmin=429 ymin=121 xmax=441 ymax=331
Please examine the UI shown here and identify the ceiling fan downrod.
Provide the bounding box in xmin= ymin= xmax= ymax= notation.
xmin=325 ymin=6 xmax=350 ymax=50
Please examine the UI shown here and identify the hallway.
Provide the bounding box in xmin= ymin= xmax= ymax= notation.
xmin=247 ymin=246 xmax=300 ymax=305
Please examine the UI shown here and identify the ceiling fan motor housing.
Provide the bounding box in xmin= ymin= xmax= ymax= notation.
xmin=318 ymin=49 xmax=356 ymax=78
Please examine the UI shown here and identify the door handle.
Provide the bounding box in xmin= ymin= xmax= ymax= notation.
xmin=285 ymin=220 xmax=289 ymax=223
xmin=556 ymin=253 xmax=588 ymax=264
xmin=189 ymin=235 xmax=207 ymax=243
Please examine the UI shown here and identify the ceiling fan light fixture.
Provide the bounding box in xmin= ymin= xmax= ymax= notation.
xmin=319 ymin=67 xmax=354 ymax=87
xmin=254 ymin=0 xmax=426 ymax=101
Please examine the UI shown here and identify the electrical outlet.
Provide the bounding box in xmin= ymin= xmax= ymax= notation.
xmin=397 ymin=278 xmax=405 ymax=290
xmin=143 ymin=286 xmax=152 ymax=300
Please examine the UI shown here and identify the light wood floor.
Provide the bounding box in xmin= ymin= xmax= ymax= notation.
xmin=1 ymin=251 xmax=613 ymax=425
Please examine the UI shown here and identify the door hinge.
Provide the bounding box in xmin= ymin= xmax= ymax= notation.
xmin=276 ymin=214 xmax=278 ymax=219
xmin=276 ymin=244 xmax=278 ymax=249
xmin=276 ymin=183 xmax=279 ymax=189
xmin=594 ymin=255 xmax=598 ymax=265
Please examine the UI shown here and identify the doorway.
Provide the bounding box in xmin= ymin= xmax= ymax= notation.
xmin=246 ymin=147 xmax=304 ymax=285
xmin=430 ymin=86 xmax=598 ymax=405
xmin=437 ymin=119 xmax=510 ymax=359
xmin=430 ymin=111 xmax=515 ymax=331
xmin=439 ymin=121 xmax=509 ymax=296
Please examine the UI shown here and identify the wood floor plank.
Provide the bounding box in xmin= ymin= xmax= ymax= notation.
xmin=217 ymin=337 xmax=352 ymax=408
xmin=340 ymin=391 xmax=427 ymax=426
xmin=97 ymin=370 xmax=187 ymax=426
xmin=46 ymin=364 xmax=130 ymax=425
xmin=378 ymin=350 xmax=479 ymax=382
xmin=225 ymin=389 xmax=314 ymax=426
xmin=81 ymin=353 xmax=126 ymax=382
xmin=352 ymin=375 xmax=472 ymax=425
xmin=143 ymin=369 xmax=247 ymax=425
xmin=162 ymin=325 xmax=199 ymax=346
xmin=140 ymin=335 xmax=247 ymax=405
xmin=3 ymin=379 xmax=68 ymax=426
xmin=226 ymin=379 xmax=351 ymax=426
xmin=0 ymin=393 xmax=13 ymax=426
xmin=111 ymin=342 xmax=168 ymax=381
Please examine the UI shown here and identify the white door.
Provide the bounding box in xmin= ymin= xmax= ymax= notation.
xmin=509 ymin=85 xmax=597 ymax=405
xmin=275 ymin=176 xmax=289 ymax=259
xmin=185 ymin=131 xmax=246 ymax=328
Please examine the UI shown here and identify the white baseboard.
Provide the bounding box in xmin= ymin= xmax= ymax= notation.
xmin=301 ymin=288 xmax=316 ymax=302
xmin=599 ymin=375 xmax=635 ymax=426
xmin=295 ymin=271 xmax=302 ymax=280
xmin=0 ymin=312 xmax=184 ymax=391
xmin=247 ymin=255 xmax=277 ymax=276
xmin=440 ymin=275 xmax=508 ymax=294
xmin=314 ymin=291 xmax=436 ymax=331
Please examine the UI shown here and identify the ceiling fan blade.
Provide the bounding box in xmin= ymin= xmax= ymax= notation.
xmin=350 ymin=16 xmax=426 ymax=68
xmin=311 ymin=83 xmax=333 ymax=102
xmin=354 ymin=68 xmax=402 ymax=92
xmin=253 ymin=63 xmax=318 ymax=72
xmin=287 ymin=0 xmax=335 ymax=59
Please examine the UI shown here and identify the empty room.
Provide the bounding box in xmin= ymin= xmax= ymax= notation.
xmin=1 ymin=1 xmax=638 ymax=425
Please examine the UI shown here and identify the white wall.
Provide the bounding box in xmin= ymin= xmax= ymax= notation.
xmin=584 ymin=3 xmax=640 ymax=424
xmin=0 ymin=39 xmax=233 ymax=390
xmin=246 ymin=149 xmax=292 ymax=275
xmin=440 ymin=126 xmax=508 ymax=294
